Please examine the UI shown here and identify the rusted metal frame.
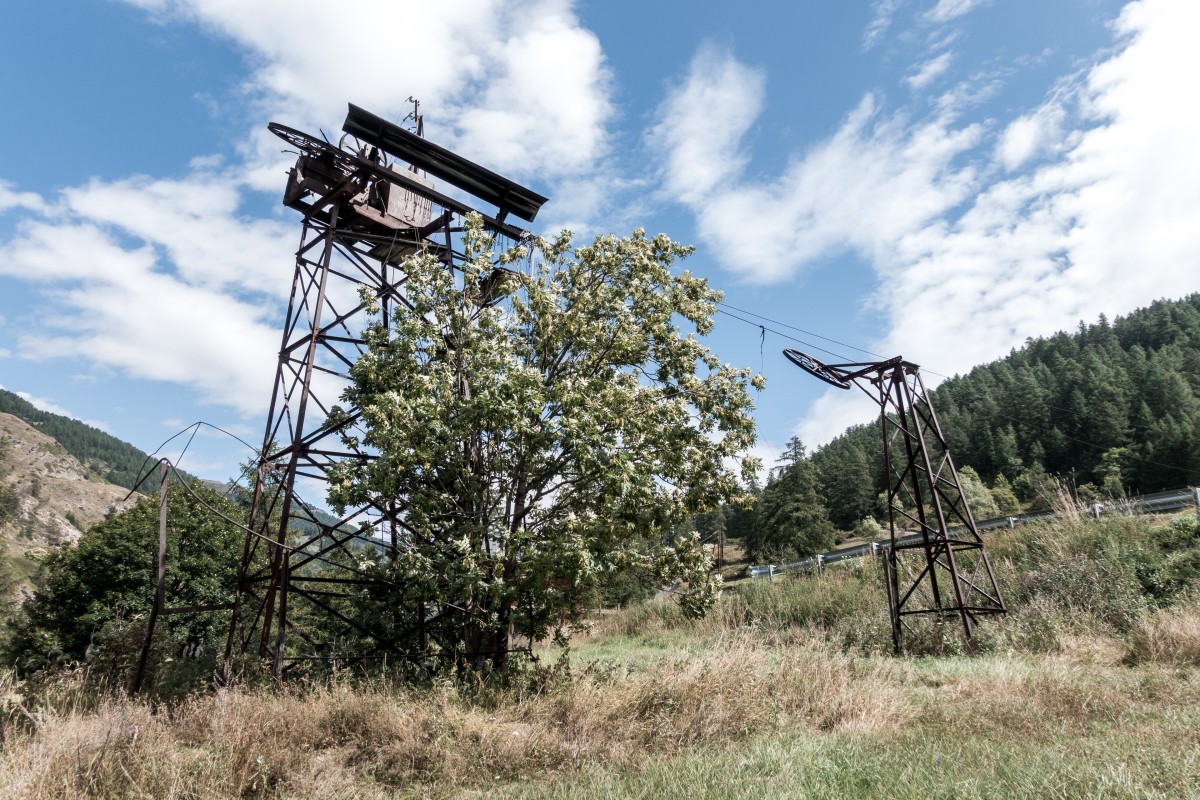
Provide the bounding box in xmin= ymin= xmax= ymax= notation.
xmin=132 ymin=462 xmax=170 ymax=694
xmin=290 ymin=576 xmax=385 ymax=586
xmin=909 ymin=392 xmax=978 ymax=534
xmin=330 ymin=230 xmax=402 ymax=277
xmin=303 ymin=447 xmax=374 ymax=461
xmin=351 ymin=609 xmax=452 ymax=664
xmin=285 ymin=525 xmax=373 ymax=573
xmin=286 ymin=586 xmax=374 ymax=599
xmin=309 ymin=361 xmax=352 ymax=380
xmin=277 ymin=378 xmax=342 ymax=448
xmin=873 ymin=371 xmax=907 ymax=653
xmin=296 ymin=167 xmax=367 ymax=223
xmin=321 ymin=334 xmax=367 ymax=347
xmin=289 ymin=300 xmax=362 ymax=357
xmin=229 ymin=213 xmax=327 ymax=672
xmin=893 ymin=557 xmax=937 ymax=610
xmin=889 ymin=365 xmax=953 ymax=628
xmin=287 ymin=585 xmax=391 ymax=642
xmin=259 ymin=202 xmax=343 ymax=665
xmin=225 ymin=467 xmax=270 ymax=680
xmin=287 ymin=526 xmax=363 ymax=571
xmin=278 ymin=499 xmax=363 ymax=551
xmin=229 ymin=584 xmax=269 ymax=654
xmin=271 ymin=550 xmax=291 ymax=677
xmin=938 ymin=561 xmax=1003 ymax=609
xmin=283 ymin=408 xmax=366 ymax=455
xmin=345 ymin=151 xmax=529 ymax=241
xmin=910 ymin=369 xmax=1002 ymax=616
xmin=904 ymin=371 xmax=977 ymax=638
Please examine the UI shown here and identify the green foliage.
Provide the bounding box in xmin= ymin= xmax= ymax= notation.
xmin=956 ymin=466 xmax=999 ymax=521
xmin=989 ymin=473 xmax=1021 ymax=515
xmin=326 ymin=217 xmax=762 ymax=668
xmin=0 ymin=483 xmax=17 ymax=526
xmin=746 ymin=438 xmax=836 ymax=563
xmin=811 ymin=433 xmax=878 ymax=529
xmin=852 ymin=516 xmax=885 ymax=540
xmin=723 ymin=487 xmax=760 ymax=544
xmin=3 ymin=482 xmax=244 ymax=676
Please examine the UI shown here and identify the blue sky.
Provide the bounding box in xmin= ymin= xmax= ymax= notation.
xmin=2 ymin=0 xmax=1198 ymax=485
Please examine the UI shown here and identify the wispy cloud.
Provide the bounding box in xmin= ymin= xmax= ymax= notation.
xmin=646 ymin=43 xmax=767 ymax=207
xmin=0 ymin=181 xmax=46 ymax=214
xmin=994 ymin=100 xmax=1067 ymax=170
xmin=924 ymin=0 xmax=989 ymax=25
xmin=906 ymin=51 xmax=954 ymax=90
xmin=649 ymin=63 xmax=982 ymax=284
xmin=864 ymin=0 xmax=902 ymax=50
xmin=0 ymin=198 xmax=282 ymax=414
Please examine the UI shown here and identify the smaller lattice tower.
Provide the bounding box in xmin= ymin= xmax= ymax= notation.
xmin=784 ymin=350 xmax=1006 ymax=651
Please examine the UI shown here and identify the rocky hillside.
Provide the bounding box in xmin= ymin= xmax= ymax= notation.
xmin=0 ymin=412 xmax=138 ymax=582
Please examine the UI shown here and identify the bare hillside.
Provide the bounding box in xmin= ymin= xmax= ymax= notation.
xmin=0 ymin=412 xmax=137 ymax=571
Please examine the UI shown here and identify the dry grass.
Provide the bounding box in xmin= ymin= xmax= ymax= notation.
xmin=0 ymin=632 xmax=909 ymax=799
xmin=1127 ymin=597 xmax=1200 ymax=666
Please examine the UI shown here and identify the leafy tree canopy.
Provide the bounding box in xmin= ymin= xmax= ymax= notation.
xmin=327 ymin=217 xmax=762 ymax=667
xmin=3 ymin=482 xmax=243 ymax=674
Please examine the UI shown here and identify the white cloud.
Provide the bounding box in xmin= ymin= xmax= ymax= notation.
xmin=651 ymin=66 xmax=983 ymax=283
xmin=864 ymin=0 xmax=902 ymax=50
xmin=924 ymin=0 xmax=988 ymax=24
xmin=646 ymin=43 xmax=767 ymax=207
xmin=796 ymin=388 xmax=880 ymax=450
xmin=0 ymin=182 xmax=46 ymax=214
xmin=61 ymin=174 xmax=293 ymax=297
xmin=994 ymin=102 xmax=1067 ymax=170
xmin=0 ymin=217 xmax=280 ymax=414
xmin=118 ymin=0 xmax=612 ymax=186
xmin=906 ymin=51 xmax=954 ymax=90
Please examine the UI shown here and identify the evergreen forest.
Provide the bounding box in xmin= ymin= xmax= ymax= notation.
xmin=729 ymin=293 xmax=1200 ymax=562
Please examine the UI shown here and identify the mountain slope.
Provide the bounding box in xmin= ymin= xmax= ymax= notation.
xmin=0 ymin=389 xmax=159 ymax=491
xmin=0 ymin=412 xmax=138 ymax=583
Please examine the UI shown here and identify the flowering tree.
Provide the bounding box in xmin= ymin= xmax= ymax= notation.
xmin=328 ymin=216 xmax=762 ymax=669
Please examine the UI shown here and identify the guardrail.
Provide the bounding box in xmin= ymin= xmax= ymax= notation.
xmin=745 ymin=486 xmax=1200 ymax=580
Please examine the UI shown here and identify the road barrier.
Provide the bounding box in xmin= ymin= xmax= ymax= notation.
xmin=746 ymin=486 xmax=1200 ymax=580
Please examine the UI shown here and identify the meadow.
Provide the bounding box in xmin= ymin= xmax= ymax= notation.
xmin=2 ymin=511 xmax=1198 ymax=799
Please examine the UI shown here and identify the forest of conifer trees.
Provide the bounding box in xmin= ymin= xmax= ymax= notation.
xmin=727 ymin=293 xmax=1200 ymax=561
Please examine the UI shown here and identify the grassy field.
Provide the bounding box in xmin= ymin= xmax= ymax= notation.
xmin=2 ymin=512 xmax=1199 ymax=798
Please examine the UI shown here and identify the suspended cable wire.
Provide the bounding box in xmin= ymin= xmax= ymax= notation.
xmin=713 ymin=301 xmax=1200 ymax=480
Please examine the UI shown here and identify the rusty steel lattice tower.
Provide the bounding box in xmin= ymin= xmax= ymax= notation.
xmin=225 ymin=104 xmax=547 ymax=677
xmin=784 ymin=349 xmax=1006 ymax=651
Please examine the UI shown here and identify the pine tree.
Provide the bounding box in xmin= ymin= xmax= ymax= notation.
xmin=748 ymin=438 xmax=836 ymax=563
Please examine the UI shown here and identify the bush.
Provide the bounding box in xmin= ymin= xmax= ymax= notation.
xmin=3 ymin=482 xmax=243 ymax=685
